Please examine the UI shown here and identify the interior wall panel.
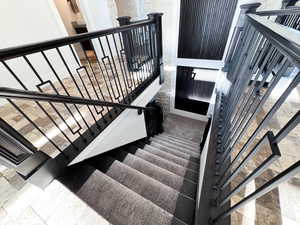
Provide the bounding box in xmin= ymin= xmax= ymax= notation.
xmin=177 ymin=0 xmax=238 ymax=60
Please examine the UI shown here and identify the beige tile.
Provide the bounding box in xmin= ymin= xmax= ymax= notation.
xmin=76 ymin=205 xmax=111 ymax=225
xmin=13 ymin=207 xmax=46 ymax=225
xmin=30 ymin=180 xmax=67 ymax=221
xmin=0 ymin=177 xmax=17 ymax=207
xmin=0 ymin=207 xmax=16 ymax=225
xmin=3 ymin=183 xmax=42 ymax=219
xmin=46 ymin=183 xmax=87 ymax=225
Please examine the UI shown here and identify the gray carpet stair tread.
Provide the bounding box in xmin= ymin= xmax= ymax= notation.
xmin=76 ymin=167 xmax=187 ymax=225
xmin=161 ymin=134 xmax=199 ymax=146
xmin=90 ymin=156 xmax=195 ymax=224
xmin=157 ymin=135 xmax=199 ymax=148
xmin=126 ymin=147 xmax=199 ymax=182
xmin=154 ymin=136 xmax=200 ymax=152
xmin=147 ymin=142 xmax=200 ymax=164
xmin=143 ymin=145 xmax=199 ymax=172
xmin=110 ymin=150 xmax=197 ymax=199
xmin=150 ymin=138 xmax=200 ymax=157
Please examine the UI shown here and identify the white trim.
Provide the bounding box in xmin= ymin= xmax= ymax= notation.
xmin=176 ymin=58 xmax=224 ymax=70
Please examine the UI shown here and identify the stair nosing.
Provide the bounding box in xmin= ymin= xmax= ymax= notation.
xmin=147 ymin=142 xmax=200 ymax=163
xmin=91 ymin=157 xmax=196 ymax=223
xmin=112 ymin=150 xmax=198 ymax=197
xmin=153 ymin=136 xmax=200 ymax=151
xmin=161 ymin=133 xmax=199 ymax=145
xmin=143 ymin=145 xmax=199 ymax=172
xmin=78 ymin=169 xmax=188 ymax=225
xmin=150 ymin=138 xmax=200 ymax=156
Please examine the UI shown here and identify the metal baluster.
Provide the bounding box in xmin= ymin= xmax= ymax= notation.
xmin=219 ymin=111 xmax=299 ymax=206
xmin=71 ymin=44 xmax=106 ymax=117
xmin=98 ymin=37 xmax=122 ymax=103
xmin=221 ymin=48 xmax=281 ymax=151
xmin=41 ymin=51 xmax=93 ymax=135
xmin=212 ymin=161 xmax=300 ymax=224
xmin=131 ymin=28 xmax=144 ymax=82
xmin=56 ymin=47 xmax=99 ymax=129
xmin=218 ymin=59 xmax=290 ymax=179
xmin=1 ymin=61 xmax=68 ymax=158
xmin=220 ymin=27 xmax=259 ymax=145
xmin=135 ymin=27 xmax=147 ymax=81
xmin=23 ymin=56 xmax=79 ymax=149
xmin=219 ymin=68 xmax=299 ymax=184
xmin=112 ymin=33 xmax=130 ymax=100
xmin=142 ymin=25 xmax=153 ymax=79
xmin=117 ymin=32 xmax=136 ymax=90
xmin=105 ymin=35 xmax=126 ymax=102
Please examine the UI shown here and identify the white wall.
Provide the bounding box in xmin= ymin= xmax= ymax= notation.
xmin=53 ymin=0 xmax=84 ymax=36
xmin=78 ymin=0 xmax=119 ymax=60
xmin=0 ymin=0 xmax=79 ymax=93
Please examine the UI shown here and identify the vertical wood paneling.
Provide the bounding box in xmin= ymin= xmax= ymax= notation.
xmin=178 ymin=0 xmax=238 ymax=60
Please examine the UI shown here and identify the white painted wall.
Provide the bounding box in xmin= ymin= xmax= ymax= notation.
xmin=70 ymin=77 xmax=162 ymax=165
xmin=78 ymin=0 xmax=119 ymax=60
xmin=0 ymin=0 xmax=78 ymax=93
xmin=53 ymin=0 xmax=84 ymax=36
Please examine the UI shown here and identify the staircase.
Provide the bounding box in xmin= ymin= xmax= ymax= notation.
xmin=59 ymin=132 xmax=200 ymax=225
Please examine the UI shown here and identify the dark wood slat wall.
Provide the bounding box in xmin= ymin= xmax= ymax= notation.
xmin=178 ymin=0 xmax=238 ymax=60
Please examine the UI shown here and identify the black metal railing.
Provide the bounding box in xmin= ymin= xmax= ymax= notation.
xmin=0 ymin=13 xmax=163 ymax=169
xmin=206 ymin=4 xmax=300 ymax=225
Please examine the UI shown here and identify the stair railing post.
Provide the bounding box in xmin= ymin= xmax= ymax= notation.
xmin=147 ymin=13 xmax=164 ymax=84
xmin=223 ymin=3 xmax=261 ymax=74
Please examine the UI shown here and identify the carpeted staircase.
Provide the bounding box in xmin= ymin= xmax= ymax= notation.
xmin=59 ymin=132 xmax=201 ymax=225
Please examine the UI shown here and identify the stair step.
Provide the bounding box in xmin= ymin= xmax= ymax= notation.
xmin=90 ymin=156 xmax=195 ymax=224
xmin=150 ymin=138 xmax=200 ymax=157
xmin=62 ymin=165 xmax=187 ymax=225
xmin=148 ymin=142 xmax=200 ymax=164
xmin=142 ymin=145 xmax=199 ymax=172
xmin=154 ymin=135 xmax=200 ymax=152
xmin=161 ymin=133 xmax=199 ymax=146
xmin=110 ymin=150 xmax=197 ymax=199
xmin=126 ymin=147 xmax=199 ymax=182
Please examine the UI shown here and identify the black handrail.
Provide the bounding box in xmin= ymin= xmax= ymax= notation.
xmin=0 ymin=18 xmax=155 ymax=61
xmin=246 ymin=14 xmax=300 ymax=67
xmin=0 ymin=87 xmax=155 ymax=114
xmin=254 ymin=7 xmax=300 ymax=16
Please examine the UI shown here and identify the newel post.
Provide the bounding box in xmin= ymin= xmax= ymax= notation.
xmin=147 ymin=13 xmax=164 ymax=84
xmin=223 ymin=3 xmax=261 ymax=73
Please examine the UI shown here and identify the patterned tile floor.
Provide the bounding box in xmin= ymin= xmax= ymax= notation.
xmin=0 ymin=166 xmax=111 ymax=225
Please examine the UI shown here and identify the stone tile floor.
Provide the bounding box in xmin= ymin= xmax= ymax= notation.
xmin=0 ymin=166 xmax=111 ymax=225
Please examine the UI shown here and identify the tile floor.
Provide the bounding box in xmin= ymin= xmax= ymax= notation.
xmin=0 ymin=165 xmax=111 ymax=225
